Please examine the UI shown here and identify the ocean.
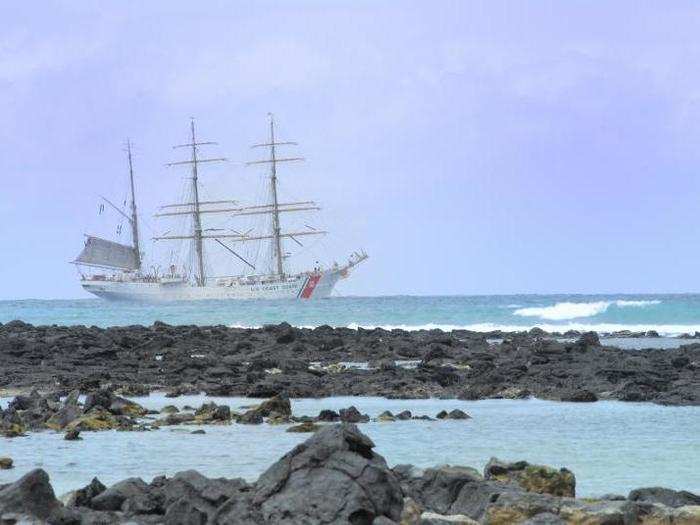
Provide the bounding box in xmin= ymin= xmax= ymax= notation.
xmin=3 ymin=293 xmax=700 ymax=335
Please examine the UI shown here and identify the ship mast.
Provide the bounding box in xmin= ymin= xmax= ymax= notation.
xmin=268 ymin=116 xmax=284 ymax=276
xmin=247 ymin=114 xmax=305 ymax=277
xmin=189 ymin=121 xmax=206 ymax=286
xmin=155 ymin=117 xmax=327 ymax=279
xmin=166 ymin=120 xmax=227 ymax=286
xmin=125 ymin=139 xmax=141 ymax=271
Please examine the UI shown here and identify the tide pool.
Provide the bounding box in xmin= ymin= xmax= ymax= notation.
xmin=1 ymin=395 xmax=697 ymax=498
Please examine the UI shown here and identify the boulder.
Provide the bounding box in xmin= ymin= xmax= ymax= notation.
xmin=377 ymin=411 xmax=396 ymax=422
xmin=84 ymin=388 xmax=147 ymax=418
xmin=64 ymin=429 xmax=81 ymax=440
xmin=254 ymin=423 xmax=404 ymax=524
xmin=447 ymin=409 xmax=470 ymax=420
xmin=64 ymin=477 xmax=106 ymax=507
xmin=394 ymin=465 xmax=484 ymax=516
xmin=45 ymin=403 xmax=82 ymax=430
xmin=576 ymin=332 xmax=600 ymax=347
xmin=89 ymin=477 xmax=151 ymax=511
xmin=339 ymin=406 xmax=369 ymax=423
xmin=436 ymin=409 xmax=470 ymax=420
xmin=276 ymin=327 xmax=297 ymax=344
xmin=254 ymin=394 xmax=292 ymax=418
xmin=65 ymin=407 xmax=121 ymax=431
xmin=163 ymin=497 xmax=209 ymax=524
xmin=109 ymin=396 xmax=148 ymax=417
xmin=210 ymin=492 xmax=261 ymax=524
xmin=162 ymin=412 xmax=196 ymax=425
xmin=628 ymin=486 xmax=700 ymax=508
xmin=194 ymin=402 xmax=232 ymax=423
xmin=286 ymin=421 xmax=320 ymax=433
xmin=165 ymin=470 xmax=249 ymax=507
xmin=317 ymin=409 xmax=340 ymax=422
xmin=396 ymin=410 xmax=413 ymax=420
xmin=484 ymin=458 xmax=576 ymax=497
xmin=0 ymin=457 xmax=13 ymax=469
xmin=560 ymin=389 xmax=598 ymax=403
xmin=0 ymin=468 xmax=60 ymax=520
xmin=237 ymin=410 xmax=263 ymax=425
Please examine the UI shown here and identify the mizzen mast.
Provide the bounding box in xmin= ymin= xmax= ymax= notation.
xmin=248 ymin=114 xmax=305 ymax=277
xmin=166 ymin=120 xmax=227 ymax=286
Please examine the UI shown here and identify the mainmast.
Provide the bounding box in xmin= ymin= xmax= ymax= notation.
xmin=189 ymin=121 xmax=205 ymax=286
xmin=268 ymin=116 xmax=284 ymax=276
xmin=125 ymin=139 xmax=141 ymax=271
xmin=165 ymin=120 xmax=227 ymax=286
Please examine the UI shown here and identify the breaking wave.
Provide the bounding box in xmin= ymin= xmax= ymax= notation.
xmin=231 ymin=319 xmax=699 ymax=337
xmin=513 ymin=300 xmax=661 ymax=321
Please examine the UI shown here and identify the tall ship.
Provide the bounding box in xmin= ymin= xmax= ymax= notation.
xmin=73 ymin=116 xmax=367 ymax=301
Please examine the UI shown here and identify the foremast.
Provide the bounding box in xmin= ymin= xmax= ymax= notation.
xmin=126 ymin=140 xmax=141 ymax=271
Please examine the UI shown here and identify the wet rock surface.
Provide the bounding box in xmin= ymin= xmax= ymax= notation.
xmin=1 ymin=388 xmax=148 ymax=437
xmin=0 ymin=320 xmax=698 ymax=405
xmin=0 ymin=424 xmax=697 ymax=524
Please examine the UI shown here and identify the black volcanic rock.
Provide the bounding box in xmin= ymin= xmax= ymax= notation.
xmin=0 ymin=321 xmax=698 ymax=405
xmin=0 ymin=469 xmax=60 ymax=520
xmin=253 ymin=423 xmax=404 ymax=523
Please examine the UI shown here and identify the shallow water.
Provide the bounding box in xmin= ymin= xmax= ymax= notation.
xmin=1 ymin=395 xmax=698 ymax=498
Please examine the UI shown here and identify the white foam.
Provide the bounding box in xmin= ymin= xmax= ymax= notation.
xmin=614 ymin=299 xmax=662 ymax=307
xmin=514 ymin=301 xmax=610 ymax=320
xmin=355 ymin=322 xmax=698 ymax=337
xmin=513 ymin=299 xmax=661 ymax=321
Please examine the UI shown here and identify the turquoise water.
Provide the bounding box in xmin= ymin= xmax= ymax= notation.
xmin=3 ymin=294 xmax=700 ymax=335
xmin=3 ymin=295 xmax=699 ymax=497
xmin=0 ymin=395 xmax=697 ymax=498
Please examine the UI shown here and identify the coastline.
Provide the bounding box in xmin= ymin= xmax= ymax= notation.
xmin=1 ymin=320 xmax=698 ymax=406
xmin=1 ymin=321 xmax=699 ymax=521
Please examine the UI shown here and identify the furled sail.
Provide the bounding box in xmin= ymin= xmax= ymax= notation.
xmin=74 ymin=236 xmax=139 ymax=270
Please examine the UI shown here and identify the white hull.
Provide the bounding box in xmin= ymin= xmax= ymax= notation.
xmin=81 ymin=270 xmax=342 ymax=302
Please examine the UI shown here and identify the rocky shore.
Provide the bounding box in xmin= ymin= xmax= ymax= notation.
xmin=0 ymin=388 xmax=471 ymax=438
xmin=1 ymin=423 xmax=698 ymax=524
xmin=1 ymin=320 xmax=699 ymax=405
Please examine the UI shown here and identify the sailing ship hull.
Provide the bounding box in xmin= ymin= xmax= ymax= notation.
xmin=81 ymin=269 xmax=343 ymax=302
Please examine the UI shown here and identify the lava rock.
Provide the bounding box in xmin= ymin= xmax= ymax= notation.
xmin=484 ymin=458 xmax=576 ymax=497
xmin=338 ymin=406 xmax=369 ymax=423
xmin=254 ymin=423 xmax=404 ymax=523
xmin=0 ymin=469 xmax=60 ymax=520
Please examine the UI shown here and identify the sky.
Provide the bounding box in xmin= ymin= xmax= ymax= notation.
xmin=2 ymin=1 xmax=700 ymax=299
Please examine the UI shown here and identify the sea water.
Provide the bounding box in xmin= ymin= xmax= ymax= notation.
xmin=1 ymin=295 xmax=699 ymax=498
xmin=3 ymin=294 xmax=700 ymax=335
xmin=0 ymin=395 xmax=698 ymax=498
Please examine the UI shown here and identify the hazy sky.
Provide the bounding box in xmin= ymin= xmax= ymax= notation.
xmin=3 ymin=1 xmax=700 ymax=299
